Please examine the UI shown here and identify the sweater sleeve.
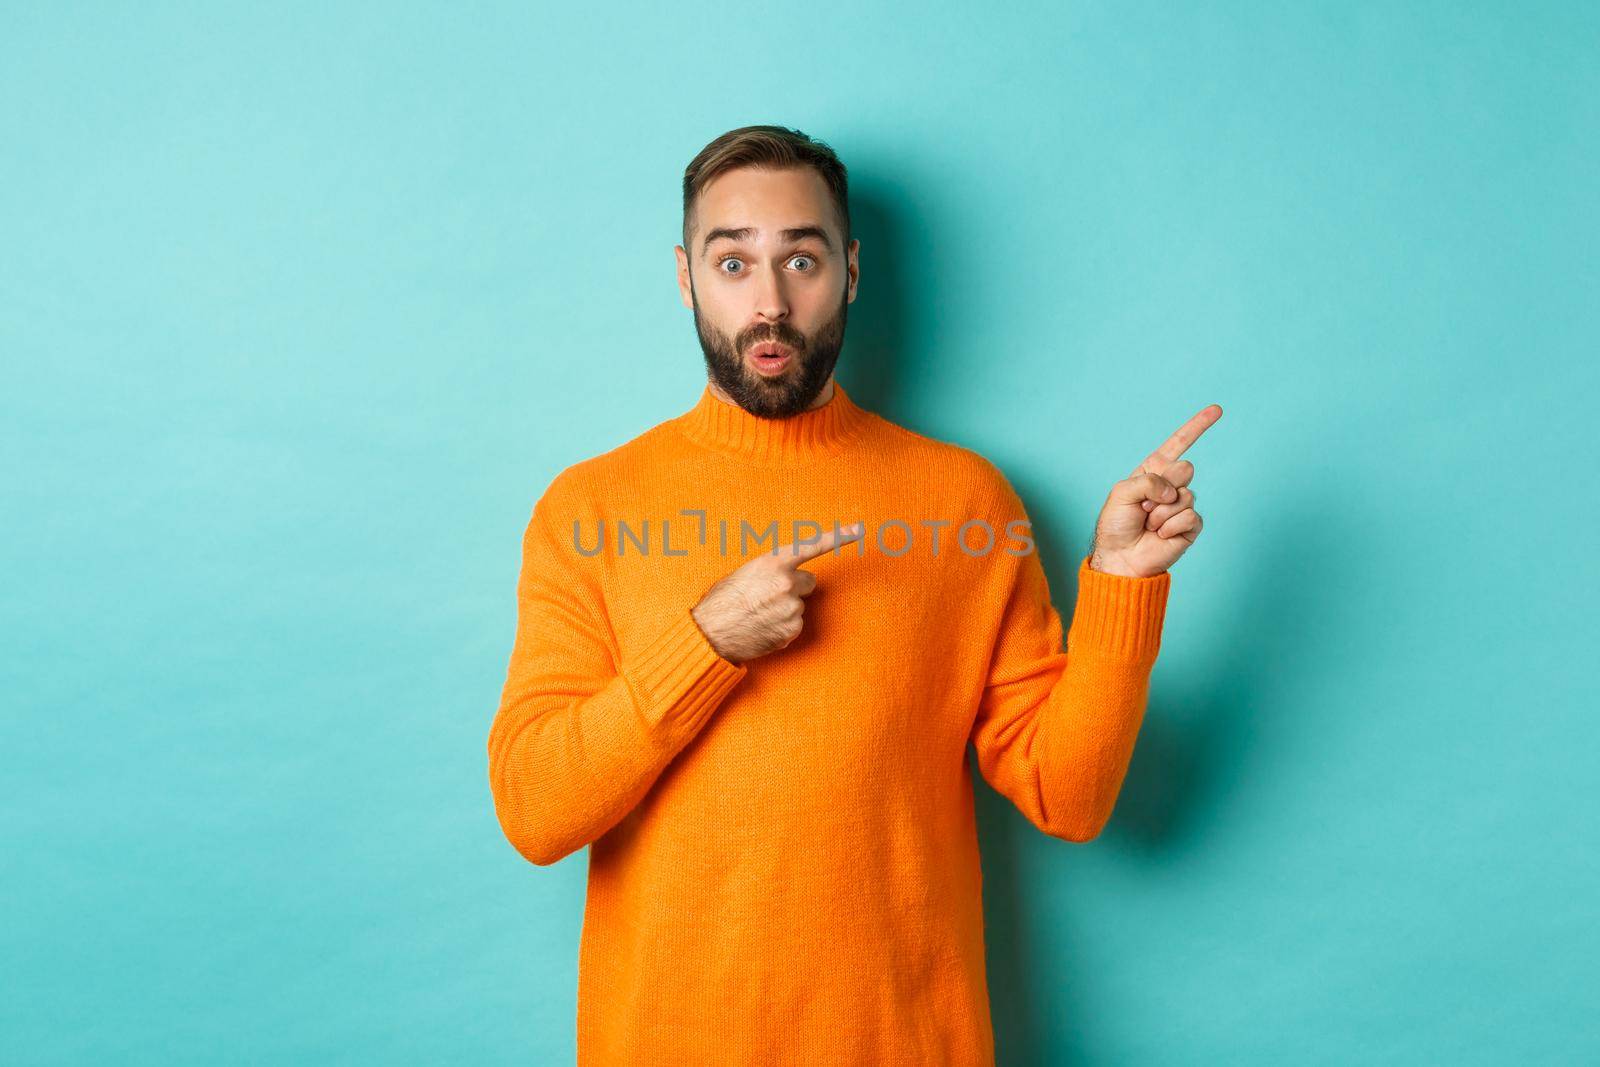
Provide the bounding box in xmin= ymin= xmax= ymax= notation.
xmin=487 ymin=493 xmax=749 ymax=866
xmin=969 ymin=486 xmax=1171 ymax=843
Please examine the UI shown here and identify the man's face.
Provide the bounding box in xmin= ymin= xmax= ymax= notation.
xmin=675 ymin=166 xmax=860 ymax=418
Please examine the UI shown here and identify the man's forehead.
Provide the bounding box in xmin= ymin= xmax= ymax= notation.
xmin=689 ymin=168 xmax=841 ymax=248
xmin=700 ymin=164 xmax=827 ymax=205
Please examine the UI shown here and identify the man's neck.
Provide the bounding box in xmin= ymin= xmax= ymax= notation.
xmin=706 ymin=374 xmax=835 ymax=413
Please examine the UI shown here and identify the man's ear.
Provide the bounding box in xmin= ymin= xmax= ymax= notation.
xmin=675 ymin=245 xmax=694 ymax=309
xmin=846 ymin=238 xmax=860 ymax=303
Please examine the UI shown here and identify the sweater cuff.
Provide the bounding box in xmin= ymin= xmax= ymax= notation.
xmin=621 ymin=606 xmax=749 ymax=741
xmin=1066 ymin=554 xmax=1171 ymax=662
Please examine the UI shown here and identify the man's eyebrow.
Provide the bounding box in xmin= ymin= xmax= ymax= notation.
xmin=700 ymin=225 xmax=835 ymax=256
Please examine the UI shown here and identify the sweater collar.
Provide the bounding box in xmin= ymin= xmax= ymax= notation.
xmin=673 ymin=380 xmax=872 ymax=464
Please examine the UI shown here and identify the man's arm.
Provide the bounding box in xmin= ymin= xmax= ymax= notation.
xmin=486 ymin=493 xmax=748 ymax=866
xmin=970 ymin=480 xmax=1171 ymax=843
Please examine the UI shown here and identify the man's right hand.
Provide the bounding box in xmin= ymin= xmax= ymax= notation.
xmin=690 ymin=521 xmax=866 ymax=664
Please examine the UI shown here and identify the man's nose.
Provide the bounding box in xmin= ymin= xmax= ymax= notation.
xmin=753 ymin=266 xmax=789 ymax=322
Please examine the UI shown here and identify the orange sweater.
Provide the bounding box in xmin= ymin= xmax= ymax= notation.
xmin=487 ymin=382 xmax=1171 ymax=1065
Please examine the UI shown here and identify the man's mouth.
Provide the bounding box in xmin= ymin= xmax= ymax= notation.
xmin=746 ymin=342 xmax=795 ymax=375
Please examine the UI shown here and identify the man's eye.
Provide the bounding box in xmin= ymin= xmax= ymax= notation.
xmin=718 ymin=257 xmax=744 ymax=274
xmin=790 ymin=255 xmax=815 ymax=271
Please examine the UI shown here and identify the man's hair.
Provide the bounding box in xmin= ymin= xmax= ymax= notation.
xmin=681 ymin=125 xmax=851 ymax=253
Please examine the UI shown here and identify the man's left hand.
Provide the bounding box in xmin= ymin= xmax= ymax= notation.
xmin=1088 ymin=403 xmax=1223 ymax=578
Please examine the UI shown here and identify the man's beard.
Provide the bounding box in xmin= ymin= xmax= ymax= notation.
xmin=690 ymin=279 xmax=848 ymax=419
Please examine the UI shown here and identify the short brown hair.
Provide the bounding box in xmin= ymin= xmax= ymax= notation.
xmin=681 ymin=125 xmax=851 ymax=252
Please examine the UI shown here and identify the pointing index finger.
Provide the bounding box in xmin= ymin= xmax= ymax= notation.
xmin=1137 ymin=403 xmax=1223 ymax=474
xmin=775 ymin=521 xmax=866 ymax=568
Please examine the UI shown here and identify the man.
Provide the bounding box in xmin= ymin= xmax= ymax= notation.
xmin=487 ymin=124 xmax=1219 ymax=1065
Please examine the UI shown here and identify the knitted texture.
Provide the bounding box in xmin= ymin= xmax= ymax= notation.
xmin=487 ymin=382 xmax=1172 ymax=1065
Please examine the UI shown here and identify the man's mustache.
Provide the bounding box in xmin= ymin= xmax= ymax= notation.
xmin=738 ymin=327 xmax=806 ymax=351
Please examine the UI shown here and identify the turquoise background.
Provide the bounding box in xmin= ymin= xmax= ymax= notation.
xmin=4 ymin=3 xmax=1594 ymax=1063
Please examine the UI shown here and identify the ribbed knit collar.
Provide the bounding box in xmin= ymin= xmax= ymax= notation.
xmin=672 ymin=380 xmax=873 ymax=465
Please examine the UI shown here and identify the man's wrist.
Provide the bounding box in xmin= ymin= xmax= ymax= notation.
xmin=1088 ymin=550 xmax=1149 ymax=579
